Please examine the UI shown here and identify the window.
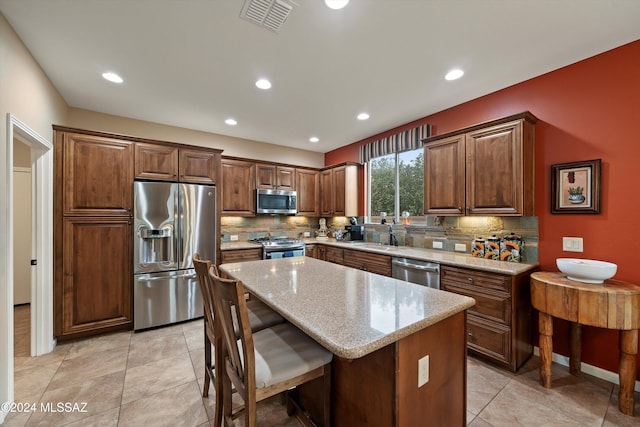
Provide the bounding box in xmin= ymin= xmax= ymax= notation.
xmin=368 ymin=148 xmax=423 ymax=223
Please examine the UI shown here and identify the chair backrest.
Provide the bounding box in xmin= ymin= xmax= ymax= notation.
xmin=192 ymin=253 xmax=216 ymax=333
xmin=209 ymin=267 xmax=255 ymax=403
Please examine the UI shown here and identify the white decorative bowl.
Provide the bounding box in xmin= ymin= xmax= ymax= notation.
xmin=556 ymin=258 xmax=617 ymax=284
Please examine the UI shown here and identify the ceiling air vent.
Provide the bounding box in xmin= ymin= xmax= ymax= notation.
xmin=240 ymin=0 xmax=295 ymax=33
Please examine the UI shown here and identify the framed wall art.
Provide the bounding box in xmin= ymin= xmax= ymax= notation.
xmin=551 ymin=159 xmax=601 ymax=214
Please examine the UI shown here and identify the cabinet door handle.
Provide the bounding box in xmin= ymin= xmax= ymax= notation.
xmin=468 ymin=331 xmax=474 ymax=337
xmin=467 ymin=277 xmax=473 ymax=282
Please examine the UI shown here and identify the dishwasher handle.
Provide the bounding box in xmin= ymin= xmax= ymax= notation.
xmin=391 ymin=259 xmax=440 ymax=273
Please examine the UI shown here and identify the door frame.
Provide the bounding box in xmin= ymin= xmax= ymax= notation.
xmin=1 ymin=113 xmax=54 ymax=417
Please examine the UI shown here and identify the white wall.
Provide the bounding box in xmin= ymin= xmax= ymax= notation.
xmin=67 ymin=108 xmax=325 ymax=168
xmin=0 ymin=11 xmax=67 ymax=422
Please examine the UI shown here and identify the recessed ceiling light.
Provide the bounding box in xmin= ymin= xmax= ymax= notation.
xmin=225 ymin=118 xmax=237 ymax=126
xmin=255 ymin=79 xmax=272 ymax=90
xmin=309 ymin=137 xmax=319 ymax=143
xmin=357 ymin=112 xmax=370 ymax=120
xmin=445 ymin=69 xmax=464 ymax=81
xmin=102 ymin=72 xmax=123 ymax=83
xmin=325 ymin=0 xmax=349 ymax=10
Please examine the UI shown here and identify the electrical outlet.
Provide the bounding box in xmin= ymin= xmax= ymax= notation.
xmin=432 ymin=241 xmax=443 ymax=249
xmin=562 ymin=237 xmax=583 ymax=252
xmin=230 ymin=235 xmax=239 ymax=241
xmin=454 ymin=243 xmax=466 ymax=252
xmin=303 ymin=231 xmax=310 ymax=237
xmin=418 ymin=355 xmax=429 ymax=387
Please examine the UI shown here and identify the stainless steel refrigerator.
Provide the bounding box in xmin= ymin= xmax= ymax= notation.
xmin=133 ymin=181 xmax=216 ymax=330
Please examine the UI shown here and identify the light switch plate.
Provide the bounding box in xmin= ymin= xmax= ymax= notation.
xmin=432 ymin=241 xmax=443 ymax=249
xmin=230 ymin=235 xmax=239 ymax=241
xmin=303 ymin=231 xmax=310 ymax=237
xmin=562 ymin=237 xmax=583 ymax=252
xmin=418 ymin=355 xmax=429 ymax=387
xmin=454 ymin=243 xmax=466 ymax=252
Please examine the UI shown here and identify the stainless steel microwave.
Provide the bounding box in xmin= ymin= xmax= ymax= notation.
xmin=256 ymin=189 xmax=297 ymax=214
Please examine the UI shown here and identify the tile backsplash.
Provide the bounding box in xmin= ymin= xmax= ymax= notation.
xmin=365 ymin=216 xmax=538 ymax=263
xmin=220 ymin=216 xmax=317 ymax=241
xmin=221 ymin=215 xmax=539 ymax=263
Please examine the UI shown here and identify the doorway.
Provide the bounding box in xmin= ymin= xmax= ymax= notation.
xmin=1 ymin=114 xmax=54 ymax=418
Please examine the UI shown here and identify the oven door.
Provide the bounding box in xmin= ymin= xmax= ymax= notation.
xmin=264 ymin=247 xmax=305 ymax=259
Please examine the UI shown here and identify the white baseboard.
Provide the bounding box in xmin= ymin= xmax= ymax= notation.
xmin=533 ymin=346 xmax=640 ymax=392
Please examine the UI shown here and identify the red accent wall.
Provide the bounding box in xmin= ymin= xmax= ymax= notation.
xmin=326 ymin=39 xmax=640 ymax=378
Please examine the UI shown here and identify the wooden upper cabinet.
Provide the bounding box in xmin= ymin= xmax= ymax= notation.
xmin=320 ymin=163 xmax=360 ymax=217
xmin=134 ymin=142 xmax=178 ymax=181
xmin=135 ymin=143 xmax=218 ymax=184
xmin=62 ymin=132 xmax=133 ymax=216
xmin=424 ymin=134 xmax=466 ymax=216
xmin=179 ymin=148 xmax=218 ymax=184
xmin=423 ymin=112 xmax=536 ymax=216
xmin=256 ymin=164 xmax=296 ymax=190
xmin=221 ymin=158 xmax=255 ymax=216
xmin=319 ymin=169 xmax=334 ymax=216
xmin=466 ymin=120 xmax=531 ymax=216
xmin=296 ymin=168 xmax=320 ymax=216
xmin=333 ymin=166 xmax=347 ymax=215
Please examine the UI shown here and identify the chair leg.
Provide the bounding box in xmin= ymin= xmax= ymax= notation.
xmin=203 ymin=327 xmax=211 ymax=397
xmin=247 ymin=390 xmax=257 ymax=427
xmin=221 ymin=365 xmax=233 ymax=427
xmin=214 ymin=336 xmax=225 ymax=427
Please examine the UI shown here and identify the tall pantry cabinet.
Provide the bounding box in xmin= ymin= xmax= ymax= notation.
xmin=54 ymin=127 xmax=134 ymax=340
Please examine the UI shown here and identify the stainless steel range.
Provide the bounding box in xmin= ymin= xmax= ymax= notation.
xmin=251 ymin=237 xmax=305 ymax=259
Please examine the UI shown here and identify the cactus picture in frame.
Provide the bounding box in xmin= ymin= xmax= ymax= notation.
xmin=551 ymin=159 xmax=601 ymax=214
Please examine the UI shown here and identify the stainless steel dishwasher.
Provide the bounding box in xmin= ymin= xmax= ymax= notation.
xmin=391 ymin=257 xmax=440 ymax=289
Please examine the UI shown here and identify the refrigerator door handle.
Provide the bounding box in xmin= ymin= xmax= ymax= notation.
xmin=136 ymin=270 xmax=195 ymax=282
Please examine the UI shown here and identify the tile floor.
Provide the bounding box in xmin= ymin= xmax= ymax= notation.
xmin=5 ymin=305 xmax=640 ymax=426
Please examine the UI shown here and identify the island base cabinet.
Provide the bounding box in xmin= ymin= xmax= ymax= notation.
xmin=327 ymin=311 xmax=467 ymax=426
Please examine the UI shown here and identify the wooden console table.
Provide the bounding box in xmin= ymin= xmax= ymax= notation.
xmin=530 ymin=271 xmax=640 ymax=416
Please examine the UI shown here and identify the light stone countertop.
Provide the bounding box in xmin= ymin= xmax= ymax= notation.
xmin=304 ymin=238 xmax=539 ymax=276
xmin=220 ymin=241 xmax=262 ymax=251
xmin=220 ymin=257 xmax=476 ymax=359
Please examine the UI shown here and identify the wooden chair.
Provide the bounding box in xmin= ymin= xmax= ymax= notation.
xmin=209 ymin=267 xmax=333 ymax=427
xmin=192 ymin=254 xmax=285 ymax=400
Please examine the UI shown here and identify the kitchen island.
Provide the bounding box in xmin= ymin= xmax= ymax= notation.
xmin=220 ymin=256 xmax=475 ymax=426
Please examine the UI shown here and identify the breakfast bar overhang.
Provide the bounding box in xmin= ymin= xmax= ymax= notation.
xmin=220 ymin=257 xmax=476 ymax=427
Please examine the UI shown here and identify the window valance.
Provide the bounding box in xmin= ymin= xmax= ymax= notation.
xmin=359 ymin=124 xmax=431 ymax=163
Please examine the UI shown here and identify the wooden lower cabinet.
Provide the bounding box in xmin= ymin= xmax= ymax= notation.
xmin=220 ymin=248 xmax=262 ymax=263
xmin=466 ymin=316 xmax=511 ymax=366
xmin=441 ymin=265 xmax=532 ymax=372
xmin=305 ymin=244 xmax=317 ymax=259
xmin=343 ymin=249 xmax=391 ymax=276
xmin=56 ymin=217 xmax=133 ymax=339
xmin=324 ymin=246 xmax=344 ymax=264
xmin=316 ymin=245 xmax=326 ymax=261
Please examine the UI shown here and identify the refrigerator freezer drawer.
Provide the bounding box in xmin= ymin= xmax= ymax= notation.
xmin=134 ymin=270 xmax=203 ymax=330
